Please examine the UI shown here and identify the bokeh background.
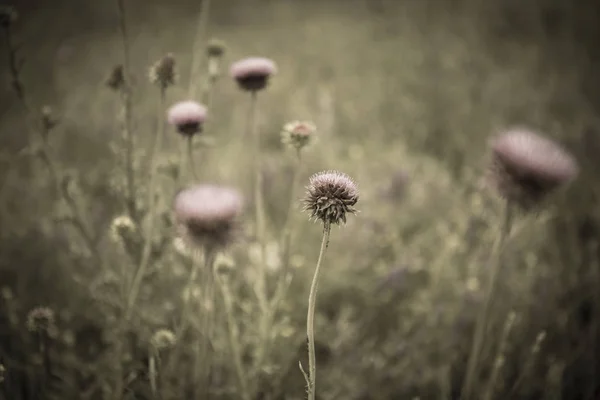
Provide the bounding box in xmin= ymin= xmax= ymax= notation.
xmin=2 ymin=0 xmax=600 ymax=399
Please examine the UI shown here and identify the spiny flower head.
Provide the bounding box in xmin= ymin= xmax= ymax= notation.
xmin=150 ymin=329 xmax=176 ymax=350
xmin=304 ymin=170 xmax=359 ymax=225
xmin=106 ymin=64 xmax=125 ymax=91
xmin=26 ymin=306 xmax=56 ymax=334
xmin=230 ymin=57 xmax=277 ymax=92
xmin=167 ymin=101 xmax=207 ymax=137
xmin=149 ymin=53 xmax=176 ymax=90
xmin=207 ymin=39 xmax=226 ymax=58
xmin=174 ymin=184 xmax=244 ymax=250
xmin=486 ymin=128 xmax=579 ymax=210
xmin=281 ymin=120 xmax=316 ymax=151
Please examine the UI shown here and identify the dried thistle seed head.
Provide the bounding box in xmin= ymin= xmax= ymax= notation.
xmin=230 ymin=57 xmax=277 ymax=92
xmin=26 ymin=307 xmax=56 ymax=334
xmin=106 ymin=64 xmax=125 ymax=91
xmin=486 ymin=128 xmax=579 ymax=210
xmin=281 ymin=121 xmax=316 ymax=151
xmin=207 ymin=38 xmax=226 ymax=58
xmin=174 ymin=184 xmax=244 ymax=251
xmin=150 ymin=329 xmax=176 ymax=350
xmin=304 ymin=170 xmax=359 ymax=225
xmin=149 ymin=53 xmax=176 ymax=89
xmin=0 ymin=6 xmax=17 ymax=29
xmin=167 ymin=101 xmax=207 ymax=137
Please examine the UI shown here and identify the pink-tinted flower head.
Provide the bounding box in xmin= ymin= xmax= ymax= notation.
xmin=487 ymin=128 xmax=579 ymax=210
xmin=167 ymin=101 xmax=207 ymax=137
xmin=230 ymin=57 xmax=277 ymax=92
xmin=281 ymin=120 xmax=316 ymax=151
xmin=174 ymin=184 xmax=244 ymax=250
xmin=304 ymin=170 xmax=359 ymax=225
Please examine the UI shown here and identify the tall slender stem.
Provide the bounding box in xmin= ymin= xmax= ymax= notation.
xmin=461 ymin=201 xmax=513 ymax=400
xmin=187 ymin=136 xmax=199 ymax=181
xmin=195 ymin=248 xmax=217 ymax=398
xmin=305 ymin=221 xmax=331 ymax=400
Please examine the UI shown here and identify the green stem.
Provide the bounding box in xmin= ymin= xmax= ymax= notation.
xmin=305 ymin=221 xmax=331 ymax=400
xmin=125 ymin=87 xmax=166 ymax=318
xmin=461 ymin=200 xmax=513 ymax=400
xmin=195 ymin=248 xmax=217 ymax=398
xmin=218 ymin=274 xmax=251 ymax=400
xmin=187 ymin=136 xmax=200 ymax=181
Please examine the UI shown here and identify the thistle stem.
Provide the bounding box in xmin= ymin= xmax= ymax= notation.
xmin=461 ymin=200 xmax=513 ymax=400
xmin=187 ymin=136 xmax=200 ymax=181
xmin=305 ymin=221 xmax=331 ymax=400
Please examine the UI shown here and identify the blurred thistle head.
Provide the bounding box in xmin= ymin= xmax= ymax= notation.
xmin=109 ymin=214 xmax=136 ymax=243
xmin=41 ymin=105 xmax=59 ymax=132
xmin=167 ymin=101 xmax=207 ymax=137
xmin=281 ymin=120 xmax=316 ymax=151
xmin=173 ymin=184 xmax=244 ymax=251
xmin=207 ymin=38 xmax=226 ymax=58
xmin=149 ymin=53 xmax=176 ymax=90
xmin=106 ymin=64 xmax=125 ymax=91
xmin=230 ymin=57 xmax=277 ymax=92
xmin=26 ymin=306 xmax=56 ymax=334
xmin=304 ymin=170 xmax=359 ymax=225
xmin=150 ymin=329 xmax=176 ymax=351
xmin=486 ymin=128 xmax=579 ymax=210
xmin=0 ymin=6 xmax=17 ymax=29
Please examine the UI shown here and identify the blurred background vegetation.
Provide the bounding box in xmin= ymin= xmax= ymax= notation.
xmin=1 ymin=0 xmax=600 ymax=399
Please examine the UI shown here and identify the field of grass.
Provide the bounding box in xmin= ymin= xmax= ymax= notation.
xmin=1 ymin=0 xmax=600 ymax=399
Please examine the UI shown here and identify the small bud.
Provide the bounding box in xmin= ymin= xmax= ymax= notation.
xmin=281 ymin=121 xmax=316 ymax=151
xmin=150 ymin=329 xmax=176 ymax=351
xmin=149 ymin=53 xmax=176 ymax=90
xmin=109 ymin=215 xmax=136 ymax=244
xmin=206 ymin=39 xmax=226 ymax=58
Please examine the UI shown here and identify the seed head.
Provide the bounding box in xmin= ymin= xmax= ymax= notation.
xmin=230 ymin=57 xmax=277 ymax=92
xmin=149 ymin=53 xmax=177 ymax=90
xmin=173 ymin=184 xmax=244 ymax=251
xmin=167 ymin=101 xmax=207 ymax=137
xmin=486 ymin=128 xmax=579 ymax=210
xmin=26 ymin=307 xmax=56 ymax=334
xmin=281 ymin=121 xmax=316 ymax=151
xmin=0 ymin=6 xmax=17 ymax=29
xmin=106 ymin=64 xmax=125 ymax=91
xmin=207 ymin=39 xmax=226 ymax=58
xmin=304 ymin=170 xmax=359 ymax=225
xmin=150 ymin=329 xmax=176 ymax=350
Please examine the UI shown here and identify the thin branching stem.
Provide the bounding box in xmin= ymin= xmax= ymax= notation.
xmin=461 ymin=200 xmax=513 ymax=400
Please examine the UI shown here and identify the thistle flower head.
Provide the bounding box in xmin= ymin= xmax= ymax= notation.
xmin=174 ymin=184 xmax=244 ymax=251
xmin=106 ymin=64 xmax=125 ymax=91
xmin=281 ymin=120 xmax=316 ymax=151
xmin=207 ymin=39 xmax=226 ymax=58
xmin=149 ymin=53 xmax=176 ymax=89
xmin=26 ymin=307 xmax=56 ymax=334
xmin=0 ymin=6 xmax=17 ymax=29
xmin=150 ymin=329 xmax=176 ymax=350
xmin=304 ymin=170 xmax=359 ymax=225
xmin=167 ymin=101 xmax=207 ymax=137
xmin=487 ymin=128 xmax=579 ymax=210
xmin=230 ymin=57 xmax=277 ymax=92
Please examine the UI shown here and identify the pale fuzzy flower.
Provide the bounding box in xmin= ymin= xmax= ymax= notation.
xmin=304 ymin=170 xmax=359 ymax=225
xmin=487 ymin=128 xmax=579 ymax=210
xmin=167 ymin=101 xmax=207 ymax=137
xmin=150 ymin=329 xmax=176 ymax=350
xmin=174 ymin=185 xmax=244 ymax=251
xmin=281 ymin=120 xmax=316 ymax=151
xmin=230 ymin=57 xmax=277 ymax=92
xmin=110 ymin=215 xmax=136 ymax=243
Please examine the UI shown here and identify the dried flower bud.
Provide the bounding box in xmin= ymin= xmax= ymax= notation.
xmin=0 ymin=6 xmax=17 ymax=29
xmin=486 ymin=128 xmax=579 ymax=210
xmin=230 ymin=57 xmax=277 ymax=92
xmin=167 ymin=101 xmax=207 ymax=137
xmin=206 ymin=39 xmax=226 ymax=58
xmin=304 ymin=170 xmax=359 ymax=225
xmin=281 ymin=121 xmax=316 ymax=151
xmin=150 ymin=329 xmax=176 ymax=350
xmin=174 ymin=184 xmax=244 ymax=251
xmin=106 ymin=64 xmax=125 ymax=91
xmin=149 ymin=53 xmax=176 ymax=90
xmin=26 ymin=307 xmax=55 ymax=334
